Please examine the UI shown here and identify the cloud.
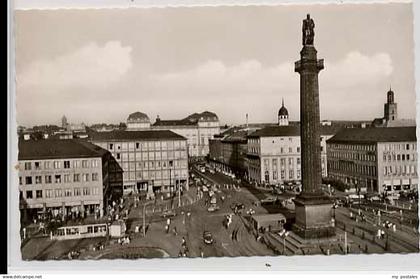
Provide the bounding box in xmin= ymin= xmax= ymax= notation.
xmin=18 ymin=41 xmax=133 ymax=90
xmin=149 ymin=51 xmax=393 ymax=123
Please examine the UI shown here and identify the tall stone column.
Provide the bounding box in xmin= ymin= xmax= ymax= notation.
xmin=292 ymin=14 xmax=334 ymax=239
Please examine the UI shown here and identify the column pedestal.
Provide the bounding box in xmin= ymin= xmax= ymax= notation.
xmin=292 ymin=192 xmax=335 ymax=239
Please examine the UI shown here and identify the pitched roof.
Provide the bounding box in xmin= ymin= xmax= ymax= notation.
xmin=326 ymin=127 xmax=417 ymax=144
xmin=18 ymin=139 xmax=108 ymax=160
xmin=152 ymin=111 xmax=218 ymax=126
xmin=248 ymin=125 xmax=340 ymax=138
xmin=89 ymin=129 xmax=186 ymax=141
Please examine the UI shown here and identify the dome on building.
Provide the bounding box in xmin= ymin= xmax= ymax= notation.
xmin=127 ymin=111 xmax=150 ymax=123
xmin=278 ymin=99 xmax=288 ymax=117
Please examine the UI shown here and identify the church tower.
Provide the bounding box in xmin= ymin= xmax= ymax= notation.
xmin=61 ymin=115 xmax=68 ymax=129
xmin=278 ymin=98 xmax=289 ymax=126
xmin=384 ymin=87 xmax=398 ymax=121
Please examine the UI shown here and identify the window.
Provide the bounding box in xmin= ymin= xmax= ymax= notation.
xmin=402 ymin=154 xmax=406 ymax=161
xmin=297 ymin=158 xmax=301 ymax=165
xmin=92 ymin=173 xmax=98 ymax=181
xmin=19 ymin=177 xmax=22 ymax=185
xmin=83 ymin=188 xmax=90 ymax=196
xmin=45 ymin=189 xmax=53 ymax=198
xmin=55 ymin=189 xmax=63 ymax=197
xmin=74 ymin=174 xmax=80 ymax=182
xmin=82 ymin=174 xmax=90 ymax=182
xmin=109 ymin=143 xmax=114 ymax=150
xmin=273 ymin=171 xmax=278 ymax=180
xmin=73 ymin=160 xmax=81 ymax=168
xmin=397 ymin=154 xmax=401 ymax=161
xmin=74 ymin=188 xmax=81 ymax=196
xmin=44 ymin=161 xmax=51 ymax=169
xmin=116 ymin=153 xmax=121 ymax=160
xmin=289 ymin=170 xmax=294 ymax=179
xmin=289 ymin=147 xmax=292 ymax=153
xmin=26 ymin=191 xmax=33 ymax=199
xmin=92 ymin=187 xmax=100 ymax=196
xmin=45 ymin=175 xmax=52 ymax=184
xmin=281 ymin=170 xmax=285 ymax=179
xmin=35 ymin=176 xmax=42 ymax=184
xmin=82 ymin=160 xmax=89 ymax=168
xmin=25 ymin=176 xmax=32 ymax=185
xmin=34 ymin=162 xmax=41 ymax=170
xmin=136 ymin=142 xmax=140 ymax=149
xmin=407 ymin=154 xmax=410 ymax=161
xmin=36 ymin=190 xmax=42 ymax=199
xmin=64 ymin=161 xmax=70 ymax=169
xmin=406 ymin=144 xmax=410 ymax=150
xmin=92 ymin=160 xmax=99 ymax=168
xmin=54 ymin=175 xmax=61 ymax=183
xmin=53 ymin=161 xmax=61 ymax=169
xmin=64 ymin=174 xmax=70 ymax=183
xmin=297 ymin=147 xmax=301 ymax=153
xmin=24 ymin=162 xmax=31 ymax=170
xmin=64 ymin=189 xmax=72 ymax=197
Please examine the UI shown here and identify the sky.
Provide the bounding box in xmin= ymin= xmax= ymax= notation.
xmin=15 ymin=2 xmax=416 ymax=127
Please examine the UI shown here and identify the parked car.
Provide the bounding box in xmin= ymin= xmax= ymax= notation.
xmin=207 ymin=204 xmax=220 ymax=212
xmin=161 ymin=210 xmax=176 ymax=218
xmin=203 ymin=231 xmax=214 ymax=244
xmin=260 ymin=196 xmax=278 ymax=205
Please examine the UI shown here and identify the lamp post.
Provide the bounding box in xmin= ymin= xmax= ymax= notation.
xmin=142 ymin=201 xmax=153 ymax=237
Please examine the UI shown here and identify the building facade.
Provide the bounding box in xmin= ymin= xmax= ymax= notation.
xmin=208 ymin=130 xmax=248 ymax=177
xmin=152 ymin=111 xmax=220 ymax=158
xmin=18 ymin=139 xmax=120 ymax=222
xmin=247 ymin=125 xmax=336 ymax=186
xmin=326 ymin=127 xmax=417 ymax=195
xmin=124 ymin=111 xmax=220 ymax=158
xmin=90 ymin=130 xmax=189 ymax=196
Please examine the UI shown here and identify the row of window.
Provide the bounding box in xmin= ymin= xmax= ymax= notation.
xmin=329 ymin=144 xmax=376 ymax=152
xmin=328 ymin=161 xmax=377 ymax=177
xmin=120 ymin=160 xmax=188 ymax=171
xmin=383 ymin=165 xmax=417 ymax=176
xmin=113 ymin=151 xmax=187 ymax=161
xmin=265 ymin=169 xmax=301 ymax=181
xmin=122 ymin=169 xmax=188 ymax=181
xmin=23 ymin=160 xmax=99 ymax=171
xmin=107 ymin=140 xmax=186 ymax=151
xmin=382 ymin=153 xmax=416 ymax=162
xmin=383 ymin=143 xmax=416 ymax=152
xmin=19 ymin=173 xmax=99 ymax=185
xmin=264 ymin=158 xmax=301 ymax=168
xmin=328 ymin=151 xmax=376 ymax=162
xmin=22 ymin=187 xmax=100 ymax=199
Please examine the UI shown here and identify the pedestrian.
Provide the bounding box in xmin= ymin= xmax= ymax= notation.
xmin=173 ymin=226 xmax=178 ymax=236
xmin=182 ymin=237 xmax=186 ymax=246
xmin=165 ymin=225 xmax=169 ymax=234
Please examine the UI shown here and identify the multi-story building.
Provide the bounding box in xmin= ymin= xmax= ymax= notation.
xmin=247 ymin=125 xmax=336 ymax=186
xmin=90 ymin=130 xmax=189 ymax=196
xmin=124 ymin=110 xmax=220 ymax=158
xmin=152 ymin=111 xmax=220 ymax=158
xmin=326 ymin=126 xmax=417 ymax=195
xmin=18 ymin=139 xmax=121 ymax=222
xmin=208 ymin=130 xmax=248 ymax=177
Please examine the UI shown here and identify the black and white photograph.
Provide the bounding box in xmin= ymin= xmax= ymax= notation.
xmin=11 ymin=0 xmax=419 ymax=264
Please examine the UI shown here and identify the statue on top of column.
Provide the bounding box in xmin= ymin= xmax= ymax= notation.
xmin=302 ymin=14 xmax=315 ymax=46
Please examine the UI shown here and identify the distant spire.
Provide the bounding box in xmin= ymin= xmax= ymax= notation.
xmin=282 ymin=98 xmax=284 ymax=107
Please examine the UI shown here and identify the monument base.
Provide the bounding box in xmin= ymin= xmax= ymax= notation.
xmin=292 ymin=192 xmax=335 ymax=239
